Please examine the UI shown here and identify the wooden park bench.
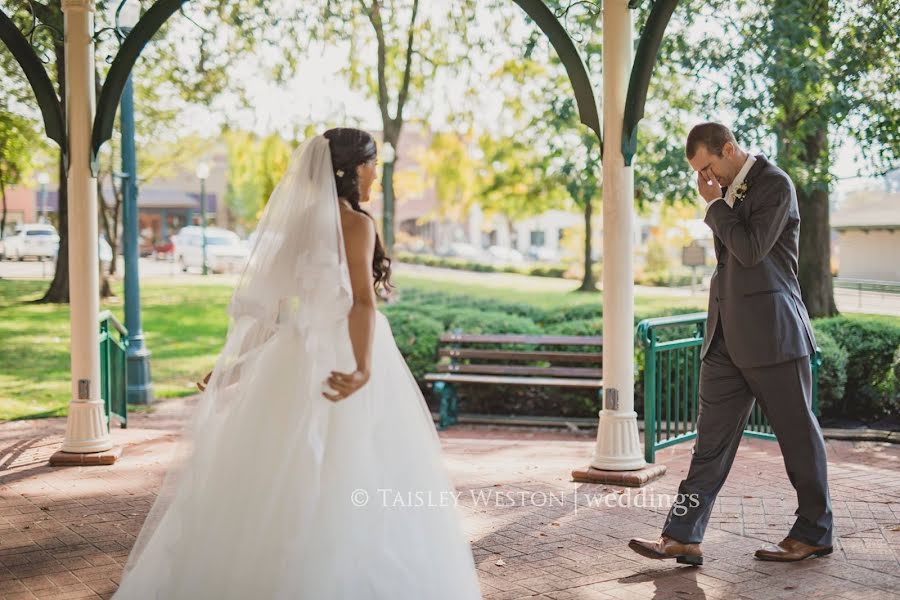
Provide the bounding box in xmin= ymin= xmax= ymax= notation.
xmin=424 ymin=332 xmax=603 ymax=429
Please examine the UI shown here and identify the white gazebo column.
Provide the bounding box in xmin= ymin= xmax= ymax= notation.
xmin=52 ymin=0 xmax=116 ymax=464
xmin=573 ymin=0 xmax=666 ymax=485
xmin=591 ymin=0 xmax=644 ymax=471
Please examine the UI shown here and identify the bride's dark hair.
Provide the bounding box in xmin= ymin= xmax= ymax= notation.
xmin=323 ymin=127 xmax=393 ymax=292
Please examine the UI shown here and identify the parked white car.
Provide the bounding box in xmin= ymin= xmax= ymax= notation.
xmin=445 ymin=242 xmax=483 ymax=260
xmin=486 ymin=245 xmax=525 ymax=264
xmin=1 ymin=223 xmax=59 ymax=260
xmin=172 ymin=226 xmax=249 ymax=274
xmin=526 ymin=246 xmax=561 ymax=263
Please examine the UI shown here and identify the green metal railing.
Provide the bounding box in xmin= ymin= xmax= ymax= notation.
xmin=637 ymin=313 xmax=820 ymax=463
xmin=99 ymin=310 xmax=128 ymax=429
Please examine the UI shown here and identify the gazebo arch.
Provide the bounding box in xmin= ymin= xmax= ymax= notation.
xmin=1 ymin=0 xmax=676 ymax=479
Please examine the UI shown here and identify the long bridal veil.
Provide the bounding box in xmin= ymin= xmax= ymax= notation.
xmin=121 ymin=135 xmax=357 ymax=580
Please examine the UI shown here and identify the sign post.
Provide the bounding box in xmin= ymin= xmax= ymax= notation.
xmin=682 ymin=240 xmax=707 ymax=294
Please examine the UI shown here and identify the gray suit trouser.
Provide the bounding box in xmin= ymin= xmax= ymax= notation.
xmin=661 ymin=321 xmax=834 ymax=547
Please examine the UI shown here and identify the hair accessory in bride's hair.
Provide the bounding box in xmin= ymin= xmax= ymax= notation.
xmin=335 ymin=169 xmax=345 ymax=178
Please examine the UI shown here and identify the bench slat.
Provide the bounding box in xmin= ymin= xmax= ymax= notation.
xmin=438 ymin=348 xmax=602 ymax=363
xmin=424 ymin=373 xmax=603 ymax=388
xmin=436 ymin=364 xmax=602 ymax=378
xmin=438 ymin=333 xmax=602 ymax=346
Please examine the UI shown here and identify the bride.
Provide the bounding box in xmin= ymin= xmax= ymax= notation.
xmin=112 ymin=129 xmax=483 ymax=599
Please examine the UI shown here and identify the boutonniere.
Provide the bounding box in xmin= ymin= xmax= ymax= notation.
xmin=733 ymin=181 xmax=749 ymax=203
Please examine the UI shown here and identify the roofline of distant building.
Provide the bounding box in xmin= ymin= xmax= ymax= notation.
xmin=833 ymin=224 xmax=900 ymax=232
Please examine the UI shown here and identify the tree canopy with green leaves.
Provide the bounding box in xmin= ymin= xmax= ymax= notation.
xmin=0 ymin=103 xmax=40 ymax=238
xmin=660 ymin=0 xmax=899 ymax=316
xmin=0 ymin=0 xmax=313 ymax=302
xmin=222 ymin=129 xmax=293 ymax=230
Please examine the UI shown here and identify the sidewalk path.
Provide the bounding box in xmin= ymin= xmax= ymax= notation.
xmin=1 ymin=398 xmax=898 ymax=599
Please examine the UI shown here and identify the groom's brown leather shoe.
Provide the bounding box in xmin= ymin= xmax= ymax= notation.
xmin=628 ymin=534 xmax=703 ymax=565
xmin=754 ymin=537 xmax=833 ymax=562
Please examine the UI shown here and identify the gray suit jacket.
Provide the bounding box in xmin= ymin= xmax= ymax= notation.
xmin=702 ymin=154 xmax=817 ymax=368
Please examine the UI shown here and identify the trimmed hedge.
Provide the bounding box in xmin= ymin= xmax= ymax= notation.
xmin=813 ymin=317 xmax=900 ymax=419
xmin=544 ymin=317 xmax=603 ymax=338
xmin=395 ymin=251 xmax=569 ymax=279
xmin=379 ymin=307 xmax=444 ymax=380
xmin=809 ymin=327 xmax=848 ymax=417
xmin=540 ymin=303 xmax=602 ymax=326
xmin=447 ymin=311 xmax=542 ymax=337
xmin=636 ymin=271 xmax=696 ymax=288
xmin=398 ymin=251 xmax=714 ymax=288
xmin=883 ymin=346 xmax=900 ymax=415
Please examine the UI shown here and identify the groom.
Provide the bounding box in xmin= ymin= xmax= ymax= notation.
xmin=629 ymin=122 xmax=834 ymax=565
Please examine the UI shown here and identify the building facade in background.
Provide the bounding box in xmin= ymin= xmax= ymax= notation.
xmin=832 ymin=189 xmax=900 ymax=282
xmin=2 ymin=149 xmax=227 ymax=248
xmin=0 ymin=185 xmax=38 ymax=233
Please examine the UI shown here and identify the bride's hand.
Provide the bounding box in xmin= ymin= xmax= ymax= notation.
xmin=323 ymin=369 xmax=370 ymax=402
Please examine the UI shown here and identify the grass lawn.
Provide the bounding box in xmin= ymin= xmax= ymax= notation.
xmin=2 ymin=269 xmax=895 ymax=422
xmin=0 ymin=279 xmax=230 ymax=421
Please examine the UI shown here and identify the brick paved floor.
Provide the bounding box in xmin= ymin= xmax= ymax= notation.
xmin=1 ymin=398 xmax=898 ymax=599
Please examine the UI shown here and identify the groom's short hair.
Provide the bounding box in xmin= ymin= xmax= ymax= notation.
xmin=686 ymin=123 xmax=737 ymax=159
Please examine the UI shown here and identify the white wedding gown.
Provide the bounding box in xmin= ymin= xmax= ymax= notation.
xmin=112 ymin=308 xmax=483 ymax=599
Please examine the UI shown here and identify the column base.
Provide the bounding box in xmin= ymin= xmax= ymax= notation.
xmin=590 ymin=410 xmax=645 ymax=470
xmin=571 ymin=463 xmax=667 ymax=487
xmin=60 ymin=399 xmax=112 ymax=453
xmin=49 ymin=446 xmax=121 ymax=466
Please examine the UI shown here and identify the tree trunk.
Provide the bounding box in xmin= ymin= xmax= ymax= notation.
xmin=39 ymin=42 xmax=69 ymax=304
xmin=98 ymin=96 xmax=121 ymax=278
xmin=99 ymin=271 xmax=113 ymax=298
xmin=109 ymin=200 xmax=120 ymax=277
xmin=797 ymin=181 xmax=837 ymax=317
xmin=381 ymin=127 xmax=400 ymax=254
xmin=98 ymin=193 xmax=115 ymax=300
xmin=795 ymin=129 xmax=838 ymax=318
xmin=97 ymin=176 xmax=120 ymax=291
xmin=578 ymin=197 xmax=597 ymax=291
xmin=366 ymin=0 xmax=418 ymax=257
xmin=1 ymin=173 xmax=7 ymax=241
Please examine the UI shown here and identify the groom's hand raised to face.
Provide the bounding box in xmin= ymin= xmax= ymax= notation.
xmin=697 ymin=170 xmax=723 ymax=203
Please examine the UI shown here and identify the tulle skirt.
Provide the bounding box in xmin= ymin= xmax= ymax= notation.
xmin=112 ymin=310 xmax=482 ymax=599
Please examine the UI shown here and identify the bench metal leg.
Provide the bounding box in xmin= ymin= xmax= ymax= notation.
xmin=449 ymin=386 xmax=459 ymax=426
xmin=435 ymin=382 xmax=459 ymax=430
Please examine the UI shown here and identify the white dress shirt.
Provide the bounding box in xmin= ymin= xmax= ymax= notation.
xmin=706 ymin=153 xmax=756 ymax=212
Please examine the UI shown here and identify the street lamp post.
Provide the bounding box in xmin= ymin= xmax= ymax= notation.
xmin=117 ymin=0 xmax=153 ymax=406
xmin=36 ymin=171 xmax=49 ymax=222
xmin=381 ymin=141 xmax=396 ymax=252
xmin=196 ymin=161 xmax=210 ymax=276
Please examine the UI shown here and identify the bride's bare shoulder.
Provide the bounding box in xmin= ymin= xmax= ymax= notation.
xmin=339 ymin=207 xmax=375 ymax=252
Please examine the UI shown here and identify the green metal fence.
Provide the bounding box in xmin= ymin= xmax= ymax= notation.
xmin=99 ymin=310 xmax=128 ymax=429
xmin=636 ymin=313 xmax=820 ymax=464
